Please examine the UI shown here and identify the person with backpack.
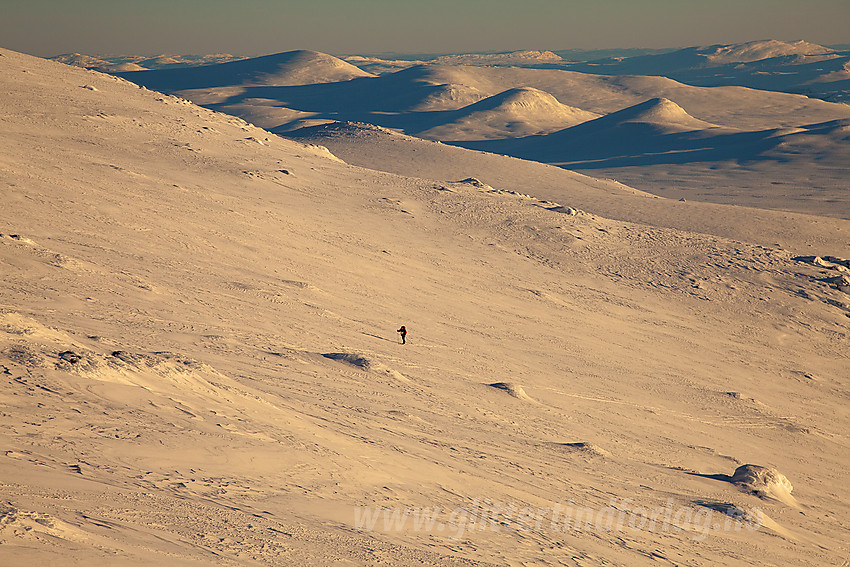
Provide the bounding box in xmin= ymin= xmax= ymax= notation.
xmin=397 ymin=325 xmax=407 ymax=344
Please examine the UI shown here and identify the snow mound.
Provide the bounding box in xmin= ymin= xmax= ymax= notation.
xmin=731 ymin=464 xmax=797 ymax=506
xmin=488 ymin=382 xmax=536 ymax=402
xmin=323 ymin=352 xmax=371 ymax=369
xmin=455 ymin=177 xmax=492 ymax=189
xmin=544 ymin=205 xmax=579 ymax=215
xmin=554 ymin=442 xmax=610 ymax=457
xmin=323 ymin=352 xmax=409 ymax=382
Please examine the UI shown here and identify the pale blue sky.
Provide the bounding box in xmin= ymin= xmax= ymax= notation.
xmin=2 ymin=0 xmax=848 ymax=57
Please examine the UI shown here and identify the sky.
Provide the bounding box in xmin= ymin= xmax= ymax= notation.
xmin=2 ymin=0 xmax=848 ymax=57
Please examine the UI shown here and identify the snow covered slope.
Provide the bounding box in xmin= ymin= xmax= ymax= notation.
xmin=3 ymin=47 xmax=850 ymax=566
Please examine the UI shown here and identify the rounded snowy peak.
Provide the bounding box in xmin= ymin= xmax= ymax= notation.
xmin=418 ymin=87 xmax=599 ymax=140
xmin=238 ymin=50 xmax=375 ymax=85
xmin=609 ymin=97 xmax=718 ymax=131
xmin=463 ymin=87 xmax=601 ymax=124
xmin=479 ymin=87 xmax=583 ymax=112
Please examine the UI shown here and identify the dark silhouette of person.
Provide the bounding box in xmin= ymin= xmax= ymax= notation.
xmin=397 ymin=325 xmax=407 ymax=344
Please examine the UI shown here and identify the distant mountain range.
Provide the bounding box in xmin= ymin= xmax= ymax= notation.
xmin=52 ymin=40 xmax=850 ymax=217
xmin=562 ymin=40 xmax=850 ymax=104
xmin=51 ymin=52 xmax=245 ymax=72
xmin=106 ymin=50 xmax=373 ymax=91
xmin=55 ymin=40 xmax=850 ymax=103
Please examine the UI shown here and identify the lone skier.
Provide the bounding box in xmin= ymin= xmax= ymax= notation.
xmin=397 ymin=325 xmax=407 ymax=344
